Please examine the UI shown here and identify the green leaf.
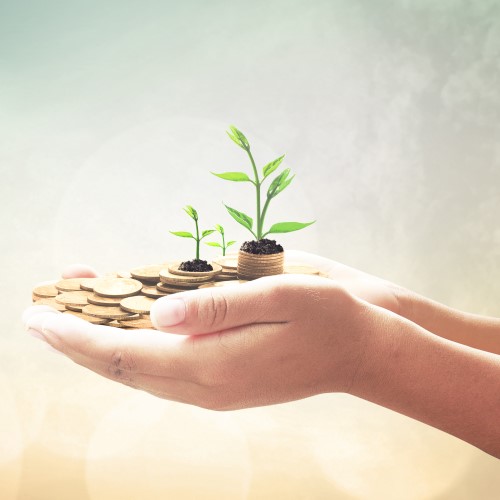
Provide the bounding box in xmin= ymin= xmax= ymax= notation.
xmin=183 ymin=205 xmax=198 ymax=220
xmin=267 ymin=168 xmax=291 ymax=198
xmin=262 ymin=154 xmax=285 ymax=179
xmin=224 ymin=204 xmax=253 ymax=232
xmin=226 ymin=240 xmax=236 ymax=247
xmin=201 ymin=229 xmax=216 ymax=238
xmin=227 ymin=125 xmax=250 ymax=150
xmin=265 ymin=221 xmax=315 ymax=234
xmin=205 ymin=242 xmax=222 ymax=248
xmin=229 ymin=125 xmax=250 ymax=149
xmin=214 ymin=224 xmax=224 ymax=234
xmin=274 ymin=174 xmax=295 ymax=197
xmin=211 ymin=171 xmax=252 ymax=182
xmin=170 ymin=231 xmax=194 ymax=238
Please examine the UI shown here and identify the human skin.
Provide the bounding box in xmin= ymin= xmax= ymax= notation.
xmin=23 ymin=252 xmax=500 ymax=458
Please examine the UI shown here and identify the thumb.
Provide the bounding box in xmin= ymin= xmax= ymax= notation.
xmin=62 ymin=264 xmax=99 ymax=279
xmin=150 ymin=276 xmax=294 ymax=335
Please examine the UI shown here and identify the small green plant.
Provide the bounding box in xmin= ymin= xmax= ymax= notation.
xmin=205 ymin=224 xmax=236 ymax=256
xmin=212 ymin=125 xmax=315 ymax=241
xmin=170 ymin=206 xmax=215 ymax=260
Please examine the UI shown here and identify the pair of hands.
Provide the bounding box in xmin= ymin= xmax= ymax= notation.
xmin=23 ymin=251 xmax=401 ymax=410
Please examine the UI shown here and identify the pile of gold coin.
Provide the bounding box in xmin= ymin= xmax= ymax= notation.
xmin=237 ymin=251 xmax=285 ymax=280
xmin=31 ymin=260 xmax=322 ymax=330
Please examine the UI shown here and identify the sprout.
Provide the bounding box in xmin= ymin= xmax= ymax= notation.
xmin=212 ymin=125 xmax=315 ymax=241
xmin=170 ymin=206 xmax=215 ymax=260
xmin=205 ymin=224 xmax=236 ymax=256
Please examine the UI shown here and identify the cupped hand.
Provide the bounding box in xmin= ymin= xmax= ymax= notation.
xmin=23 ymin=272 xmax=369 ymax=410
xmin=40 ymin=253 xmax=403 ymax=314
xmin=286 ymin=250 xmax=403 ymax=314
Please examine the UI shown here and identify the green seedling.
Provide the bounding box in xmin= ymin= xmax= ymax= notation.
xmin=205 ymin=224 xmax=236 ymax=256
xmin=212 ymin=125 xmax=315 ymax=241
xmin=170 ymin=206 xmax=215 ymax=260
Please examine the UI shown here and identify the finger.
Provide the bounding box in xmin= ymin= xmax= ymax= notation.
xmin=61 ymin=352 xmax=203 ymax=405
xmin=286 ymin=250 xmax=374 ymax=281
xmin=22 ymin=305 xmax=61 ymax=329
xmin=26 ymin=311 xmax=196 ymax=380
xmin=25 ymin=312 xmax=205 ymax=404
xmin=285 ymin=250 xmax=336 ymax=275
xmin=61 ymin=264 xmax=99 ymax=279
xmin=150 ymin=273 xmax=328 ymax=335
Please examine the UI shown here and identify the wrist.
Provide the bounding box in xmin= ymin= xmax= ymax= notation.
xmin=391 ymin=285 xmax=489 ymax=349
xmin=343 ymin=300 xmax=402 ymax=398
xmin=337 ymin=296 xmax=394 ymax=396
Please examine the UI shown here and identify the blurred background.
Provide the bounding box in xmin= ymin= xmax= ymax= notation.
xmin=1 ymin=0 xmax=500 ymax=498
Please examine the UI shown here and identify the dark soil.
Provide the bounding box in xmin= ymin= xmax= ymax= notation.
xmin=179 ymin=259 xmax=214 ymax=272
xmin=240 ymin=239 xmax=284 ymax=255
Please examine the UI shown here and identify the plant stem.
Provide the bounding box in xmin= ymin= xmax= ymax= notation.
xmin=194 ymin=217 xmax=200 ymax=260
xmin=246 ymin=148 xmax=261 ymax=240
xmin=260 ymin=196 xmax=272 ymax=238
xmin=221 ymin=230 xmax=226 ymax=256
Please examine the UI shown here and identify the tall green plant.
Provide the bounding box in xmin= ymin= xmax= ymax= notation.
xmin=170 ymin=206 xmax=215 ymax=260
xmin=212 ymin=125 xmax=314 ymax=240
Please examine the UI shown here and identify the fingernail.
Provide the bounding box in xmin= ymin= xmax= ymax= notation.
xmin=151 ymin=298 xmax=186 ymax=328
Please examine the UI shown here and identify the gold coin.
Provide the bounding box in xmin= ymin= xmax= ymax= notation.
xmin=198 ymin=280 xmax=248 ymax=288
xmin=108 ymin=320 xmax=128 ymax=328
xmin=65 ymin=303 xmax=85 ymax=312
xmin=63 ymin=310 xmax=110 ymax=324
xmin=159 ymin=269 xmax=213 ymax=284
xmin=82 ymin=304 xmax=137 ymax=320
xmin=130 ymin=265 xmax=168 ymax=282
xmin=93 ymin=278 xmax=142 ymax=298
xmin=156 ymin=282 xmax=196 ymax=293
xmin=284 ymin=265 xmax=321 ymax=275
xmin=118 ymin=317 xmax=155 ymax=329
xmin=120 ymin=296 xmax=156 ymax=315
xmin=168 ymin=262 xmax=223 ymax=278
xmin=217 ymin=268 xmax=237 ymax=274
xmin=157 ymin=280 xmax=200 ymax=292
xmin=55 ymin=291 xmax=92 ymax=307
xmin=213 ymin=256 xmax=238 ymax=270
xmin=116 ymin=313 xmax=141 ymax=321
xmin=32 ymin=283 xmax=59 ymax=298
xmin=141 ymin=285 xmax=169 ymax=298
xmin=214 ymin=273 xmax=239 ymax=282
xmin=156 ymin=282 xmax=193 ymax=293
xmin=87 ymin=293 xmax=122 ymax=306
xmin=80 ymin=278 xmax=101 ymax=291
xmin=33 ymin=298 xmax=66 ymax=312
xmin=55 ymin=278 xmax=88 ymax=292
xmin=117 ymin=270 xmax=132 ymax=279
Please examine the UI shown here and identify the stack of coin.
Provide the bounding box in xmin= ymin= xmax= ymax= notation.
xmin=237 ymin=250 xmax=285 ymax=280
xmin=158 ymin=263 xmax=222 ymax=293
xmin=31 ymin=275 xmax=158 ymax=329
xmin=31 ymin=259 xmax=324 ymax=329
xmin=212 ymin=256 xmax=238 ymax=281
xmin=32 ymin=283 xmax=66 ymax=311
